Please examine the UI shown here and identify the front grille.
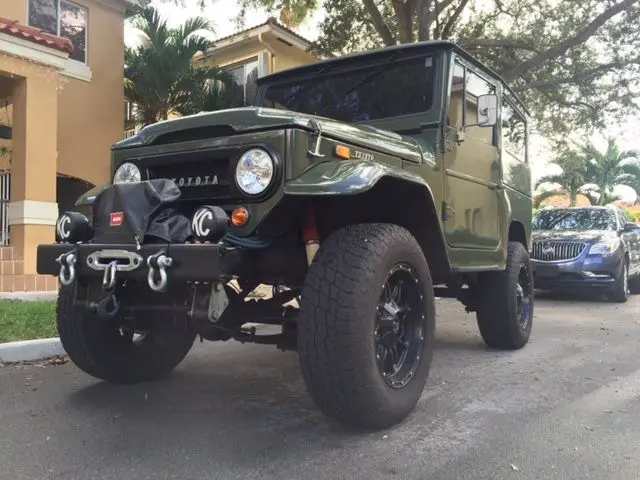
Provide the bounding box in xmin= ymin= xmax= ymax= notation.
xmin=142 ymin=149 xmax=238 ymax=201
xmin=531 ymin=241 xmax=587 ymax=262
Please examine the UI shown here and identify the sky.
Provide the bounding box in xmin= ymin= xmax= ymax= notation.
xmin=125 ymin=0 xmax=638 ymax=203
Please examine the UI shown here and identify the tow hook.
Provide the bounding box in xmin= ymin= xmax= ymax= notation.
xmin=56 ymin=251 xmax=77 ymax=286
xmin=147 ymin=251 xmax=173 ymax=292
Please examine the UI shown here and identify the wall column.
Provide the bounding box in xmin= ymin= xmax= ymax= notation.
xmin=8 ymin=71 xmax=59 ymax=274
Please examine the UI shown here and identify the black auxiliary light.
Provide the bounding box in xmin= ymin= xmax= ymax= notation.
xmin=191 ymin=205 xmax=229 ymax=242
xmin=55 ymin=211 xmax=94 ymax=244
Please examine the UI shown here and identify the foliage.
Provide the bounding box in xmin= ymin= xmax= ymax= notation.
xmin=534 ymin=149 xmax=589 ymax=207
xmin=580 ymin=136 xmax=640 ymax=205
xmin=624 ymin=208 xmax=640 ymax=223
xmin=124 ymin=3 xmax=239 ymax=125
xmin=224 ymin=0 xmax=640 ymax=139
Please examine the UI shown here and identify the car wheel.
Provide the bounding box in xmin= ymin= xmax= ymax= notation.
xmin=475 ymin=241 xmax=534 ymax=350
xmin=629 ymin=276 xmax=640 ymax=295
xmin=297 ymin=223 xmax=436 ymax=429
xmin=610 ymin=260 xmax=629 ymax=303
xmin=57 ymin=282 xmax=196 ymax=384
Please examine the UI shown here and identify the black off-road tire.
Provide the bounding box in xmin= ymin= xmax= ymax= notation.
xmin=609 ymin=260 xmax=629 ymax=303
xmin=475 ymin=241 xmax=534 ymax=350
xmin=57 ymin=284 xmax=196 ymax=384
xmin=297 ymin=223 xmax=436 ymax=430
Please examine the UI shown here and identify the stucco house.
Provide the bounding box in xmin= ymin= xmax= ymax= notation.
xmin=125 ymin=17 xmax=317 ymax=138
xmin=0 ymin=0 xmax=131 ymax=292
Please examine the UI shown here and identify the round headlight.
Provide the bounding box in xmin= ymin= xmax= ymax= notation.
xmin=235 ymin=148 xmax=274 ymax=195
xmin=113 ymin=162 xmax=141 ymax=184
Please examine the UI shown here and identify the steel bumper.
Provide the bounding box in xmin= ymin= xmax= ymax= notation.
xmin=37 ymin=243 xmax=236 ymax=291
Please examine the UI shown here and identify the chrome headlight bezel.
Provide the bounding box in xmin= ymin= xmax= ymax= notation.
xmin=588 ymin=237 xmax=621 ymax=256
xmin=234 ymin=148 xmax=276 ymax=196
xmin=113 ymin=162 xmax=141 ymax=184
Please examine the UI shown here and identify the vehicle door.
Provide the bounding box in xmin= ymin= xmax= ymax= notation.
xmin=618 ymin=208 xmax=640 ymax=276
xmin=442 ymin=58 xmax=501 ymax=250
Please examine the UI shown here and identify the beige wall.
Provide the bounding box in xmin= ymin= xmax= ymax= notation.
xmin=201 ymin=29 xmax=316 ymax=77
xmin=0 ymin=0 xmax=126 ymax=187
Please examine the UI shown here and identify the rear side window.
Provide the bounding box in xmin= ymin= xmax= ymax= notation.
xmin=502 ymin=99 xmax=527 ymax=163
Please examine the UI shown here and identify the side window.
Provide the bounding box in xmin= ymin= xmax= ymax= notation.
xmin=465 ymin=69 xmax=496 ymax=145
xmin=447 ymin=62 xmax=465 ymax=128
xmin=619 ymin=209 xmax=632 ymax=225
xmin=501 ymin=98 xmax=527 ymax=162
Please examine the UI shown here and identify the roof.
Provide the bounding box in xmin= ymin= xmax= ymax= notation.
xmin=212 ymin=17 xmax=311 ymax=48
xmin=258 ymin=40 xmax=531 ymax=117
xmin=0 ymin=16 xmax=74 ymax=55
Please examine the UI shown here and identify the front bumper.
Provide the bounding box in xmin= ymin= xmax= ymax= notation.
xmin=37 ymin=243 xmax=240 ymax=290
xmin=532 ymin=251 xmax=622 ymax=291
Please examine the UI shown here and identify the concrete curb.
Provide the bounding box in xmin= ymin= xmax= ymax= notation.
xmin=0 ymin=338 xmax=66 ymax=364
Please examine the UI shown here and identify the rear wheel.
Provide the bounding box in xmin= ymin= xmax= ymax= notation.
xmin=629 ymin=276 xmax=640 ymax=295
xmin=57 ymin=282 xmax=196 ymax=384
xmin=475 ymin=241 xmax=534 ymax=350
xmin=297 ymin=223 xmax=435 ymax=429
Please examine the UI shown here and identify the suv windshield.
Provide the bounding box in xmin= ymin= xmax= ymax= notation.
xmin=533 ymin=209 xmax=618 ymax=231
xmin=258 ymin=54 xmax=435 ymax=123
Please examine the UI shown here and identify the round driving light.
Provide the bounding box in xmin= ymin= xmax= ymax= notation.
xmin=113 ymin=162 xmax=141 ymax=184
xmin=55 ymin=211 xmax=94 ymax=243
xmin=191 ymin=205 xmax=228 ymax=242
xmin=235 ymin=148 xmax=274 ymax=195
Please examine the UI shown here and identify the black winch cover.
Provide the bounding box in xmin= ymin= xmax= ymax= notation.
xmin=91 ymin=179 xmax=192 ymax=244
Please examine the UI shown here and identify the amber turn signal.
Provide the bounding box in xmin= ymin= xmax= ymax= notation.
xmin=231 ymin=207 xmax=250 ymax=227
xmin=335 ymin=144 xmax=351 ymax=160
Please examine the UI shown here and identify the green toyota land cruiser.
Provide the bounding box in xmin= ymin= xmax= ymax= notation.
xmin=37 ymin=41 xmax=533 ymax=430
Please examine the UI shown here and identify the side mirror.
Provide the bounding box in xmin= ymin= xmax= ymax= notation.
xmin=477 ymin=94 xmax=498 ymax=127
xmin=623 ymin=222 xmax=640 ymax=232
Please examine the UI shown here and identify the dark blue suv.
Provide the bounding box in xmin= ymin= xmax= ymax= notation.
xmin=531 ymin=206 xmax=640 ymax=302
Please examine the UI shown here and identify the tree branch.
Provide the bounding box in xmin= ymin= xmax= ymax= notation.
xmin=460 ymin=38 xmax=541 ymax=51
xmin=507 ymin=0 xmax=640 ymax=79
xmin=440 ymin=0 xmax=471 ymax=39
xmin=362 ymin=0 xmax=397 ymax=46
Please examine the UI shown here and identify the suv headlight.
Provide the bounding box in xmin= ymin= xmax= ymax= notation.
xmin=113 ymin=162 xmax=141 ymax=184
xmin=588 ymin=238 xmax=621 ymax=256
xmin=235 ymin=148 xmax=274 ymax=195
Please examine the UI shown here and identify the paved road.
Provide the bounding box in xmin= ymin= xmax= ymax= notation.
xmin=1 ymin=294 xmax=640 ymax=480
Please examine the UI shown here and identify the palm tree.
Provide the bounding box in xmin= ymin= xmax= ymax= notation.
xmin=580 ymin=136 xmax=640 ymax=205
xmin=534 ymin=149 xmax=589 ymax=208
xmin=124 ymin=4 xmax=237 ymax=126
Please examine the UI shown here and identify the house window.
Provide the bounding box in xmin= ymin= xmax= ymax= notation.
xmin=226 ymin=58 xmax=260 ymax=106
xmin=28 ymin=0 xmax=88 ymax=64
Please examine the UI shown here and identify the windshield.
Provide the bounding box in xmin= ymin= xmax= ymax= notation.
xmin=258 ymin=54 xmax=435 ymax=123
xmin=533 ymin=209 xmax=618 ymax=231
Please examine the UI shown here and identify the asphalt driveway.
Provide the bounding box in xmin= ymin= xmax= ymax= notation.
xmin=1 ymin=294 xmax=639 ymax=480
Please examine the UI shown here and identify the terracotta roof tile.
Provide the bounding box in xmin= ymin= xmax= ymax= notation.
xmin=0 ymin=16 xmax=74 ymax=55
xmin=213 ymin=17 xmax=311 ymax=47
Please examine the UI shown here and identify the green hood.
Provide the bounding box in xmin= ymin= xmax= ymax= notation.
xmin=114 ymin=107 xmax=428 ymax=163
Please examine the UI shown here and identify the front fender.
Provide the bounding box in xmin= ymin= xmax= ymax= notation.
xmin=284 ymin=160 xmax=433 ymax=196
xmin=75 ymin=184 xmax=111 ymax=207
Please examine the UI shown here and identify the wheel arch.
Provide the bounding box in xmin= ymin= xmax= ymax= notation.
xmin=508 ymin=220 xmax=528 ymax=249
xmin=285 ymin=167 xmax=451 ymax=282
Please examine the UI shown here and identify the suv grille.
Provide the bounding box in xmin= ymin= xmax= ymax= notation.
xmin=531 ymin=241 xmax=587 ymax=262
xmin=142 ymin=149 xmax=238 ymax=201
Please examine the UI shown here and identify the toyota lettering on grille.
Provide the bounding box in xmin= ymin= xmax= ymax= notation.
xmin=172 ymin=175 xmax=219 ymax=187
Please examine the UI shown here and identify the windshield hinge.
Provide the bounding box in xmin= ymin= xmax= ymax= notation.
xmin=307 ymin=119 xmax=325 ymax=159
